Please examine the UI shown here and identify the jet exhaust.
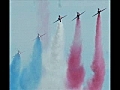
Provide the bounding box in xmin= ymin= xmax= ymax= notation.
xmin=19 ymin=37 xmax=42 ymax=90
xmin=10 ymin=53 xmax=21 ymax=90
xmin=39 ymin=22 xmax=66 ymax=90
xmin=86 ymin=14 xmax=105 ymax=90
xmin=66 ymin=18 xmax=85 ymax=90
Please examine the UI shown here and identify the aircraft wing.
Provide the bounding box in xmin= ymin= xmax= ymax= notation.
xmin=101 ymin=8 xmax=106 ymax=12
xmin=72 ymin=16 xmax=77 ymax=21
xmin=92 ymin=12 xmax=98 ymax=17
xmin=40 ymin=33 xmax=46 ymax=37
xmin=61 ymin=15 xmax=67 ymax=19
xmin=18 ymin=50 xmax=25 ymax=54
xmin=80 ymin=11 xmax=85 ymax=15
xmin=53 ymin=19 xmax=59 ymax=23
xmin=21 ymin=51 xmax=25 ymax=54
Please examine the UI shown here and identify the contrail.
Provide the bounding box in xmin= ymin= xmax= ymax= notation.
xmin=37 ymin=0 xmax=50 ymax=49
xmin=86 ymin=14 xmax=105 ymax=90
xmin=19 ymin=36 xmax=42 ymax=90
xmin=10 ymin=53 xmax=21 ymax=90
xmin=39 ymin=22 xmax=66 ymax=90
xmin=66 ymin=18 xmax=85 ymax=90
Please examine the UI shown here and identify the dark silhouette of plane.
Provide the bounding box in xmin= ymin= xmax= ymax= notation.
xmin=17 ymin=50 xmax=25 ymax=55
xmin=72 ymin=11 xmax=85 ymax=21
xmin=53 ymin=15 xmax=67 ymax=23
xmin=92 ymin=8 xmax=106 ymax=17
xmin=32 ymin=33 xmax=46 ymax=41
xmin=37 ymin=33 xmax=46 ymax=38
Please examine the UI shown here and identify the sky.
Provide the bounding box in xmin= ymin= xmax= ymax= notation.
xmin=10 ymin=0 xmax=110 ymax=90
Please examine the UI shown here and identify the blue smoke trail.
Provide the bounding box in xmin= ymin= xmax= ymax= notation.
xmin=10 ymin=53 xmax=21 ymax=90
xmin=20 ymin=36 xmax=42 ymax=90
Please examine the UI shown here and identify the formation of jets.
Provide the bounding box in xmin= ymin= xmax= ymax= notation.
xmin=14 ymin=33 xmax=46 ymax=55
xmin=13 ymin=8 xmax=106 ymax=55
xmin=53 ymin=8 xmax=106 ymax=23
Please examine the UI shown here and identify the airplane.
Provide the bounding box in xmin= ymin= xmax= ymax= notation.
xmin=53 ymin=15 xmax=67 ymax=23
xmin=92 ymin=8 xmax=106 ymax=17
xmin=72 ymin=11 xmax=85 ymax=21
xmin=37 ymin=33 xmax=46 ymax=38
xmin=17 ymin=50 xmax=25 ymax=55
xmin=32 ymin=33 xmax=46 ymax=41
xmin=18 ymin=50 xmax=21 ymax=54
xmin=12 ymin=50 xmax=24 ymax=58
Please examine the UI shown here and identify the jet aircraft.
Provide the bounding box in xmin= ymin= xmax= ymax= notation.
xmin=92 ymin=8 xmax=106 ymax=17
xmin=72 ymin=11 xmax=85 ymax=21
xmin=53 ymin=15 xmax=67 ymax=23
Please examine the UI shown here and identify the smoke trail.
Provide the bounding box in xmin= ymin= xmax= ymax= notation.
xmin=10 ymin=53 xmax=21 ymax=90
xmin=19 ymin=36 xmax=42 ymax=90
xmin=58 ymin=0 xmax=62 ymax=8
xmin=86 ymin=14 xmax=105 ymax=90
xmin=38 ymin=0 xmax=49 ymax=49
xmin=66 ymin=18 xmax=85 ymax=90
xmin=39 ymin=22 xmax=66 ymax=90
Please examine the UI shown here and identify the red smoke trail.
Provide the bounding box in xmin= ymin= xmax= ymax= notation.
xmin=38 ymin=0 xmax=49 ymax=49
xmin=87 ymin=14 xmax=105 ymax=90
xmin=66 ymin=18 xmax=85 ymax=90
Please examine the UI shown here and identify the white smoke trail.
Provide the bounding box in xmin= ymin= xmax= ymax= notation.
xmin=38 ymin=22 xmax=66 ymax=90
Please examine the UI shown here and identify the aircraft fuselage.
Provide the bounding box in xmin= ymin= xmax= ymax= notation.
xmin=38 ymin=34 xmax=40 ymax=37
xmin=58 ymin=15 xmax=61 ymax=22
xmin=18 ymin=51 xmax=21 ymax=55
xmin=98 ymin=10 xmax=101 ymax=14
xmin=58 ymin=17 xmax=61 ymax=22
xmin=77 ymin=14 xmax=80 ymax=19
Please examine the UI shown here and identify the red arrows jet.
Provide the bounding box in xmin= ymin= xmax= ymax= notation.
xmin=92 ymin=8 xmax=106 ymax=17
xmin=18 ymin=50 xmax=21 ymax=54
xmin=13 ymin=50 xmax=25 ymax=57
xmin=37 ymin=33 xmax=46 ymax=38
xmin=53 ymin=15 xmax=67 ymax=23
xmin=72 ymin=11 xmax=85 ymax=21
xmin=12 ymin=50 xmax=24 ymax=58
xmin=17 ymin=50 xmax=25 ymax=55
xmin=32 ymin=33 xmax=46 ymax=41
